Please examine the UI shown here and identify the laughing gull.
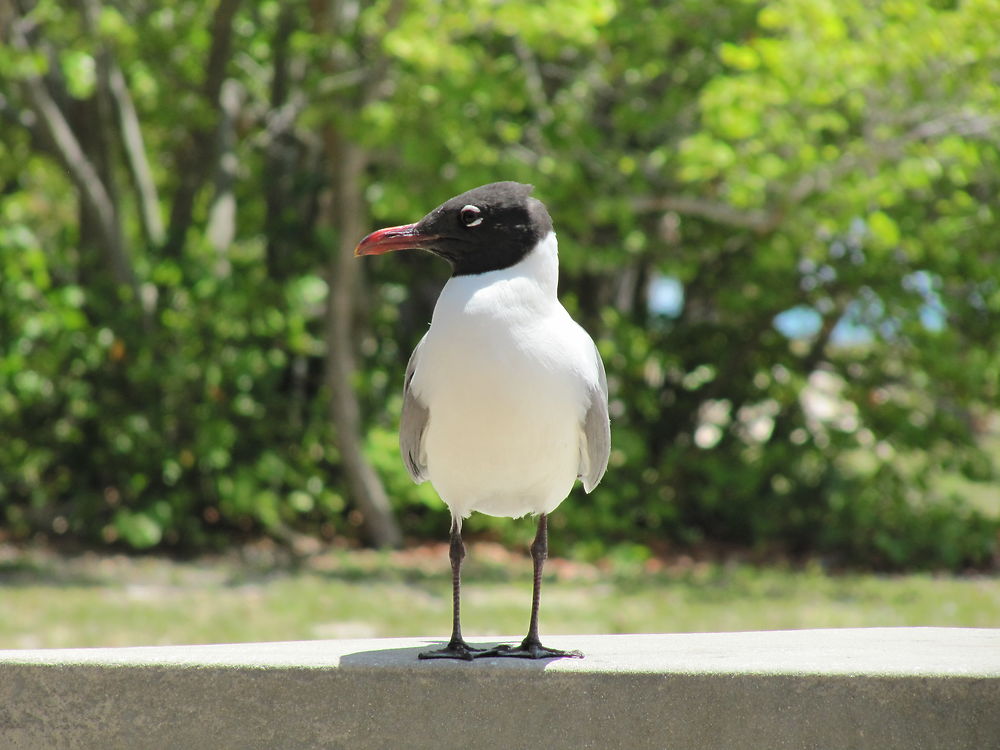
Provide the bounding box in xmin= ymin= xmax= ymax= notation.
xmin=355 ymin=182 xmax=610 ymax=660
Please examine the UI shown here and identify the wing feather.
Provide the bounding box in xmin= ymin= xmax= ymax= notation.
xmin=579 ymin=343 xmax=611 ymax=493
xmin=399 ymin=335 xmax=430 ymax=483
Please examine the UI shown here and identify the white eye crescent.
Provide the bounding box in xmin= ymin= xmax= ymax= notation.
xmin=460 ymin=205 xmax=483 ymax=227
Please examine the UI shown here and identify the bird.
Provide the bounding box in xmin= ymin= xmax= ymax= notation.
xmin=355 ymin=182 xmax=610 ymax=660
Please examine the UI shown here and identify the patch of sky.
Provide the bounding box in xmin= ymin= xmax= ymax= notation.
xmin=775 ymin=272 xmax=946 ymax=343
xmin=902 ymin=270 xmax=945 ymax=332
xmin=773 ymin=306 xmax=822 ymax=338
xmin=648 ymin=274 xmax=684 ymax=317
xmin=650 ymin=268 xmax=943 ymax=341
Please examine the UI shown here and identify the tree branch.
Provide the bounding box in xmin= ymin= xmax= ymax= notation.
xmin=309 ymin=0 xmax=407 ymax=549
xmin=512 ymin=36 xmax=552 ymax=155
xmin=634 ymin=195 xmax=780 ymax=234
xmin=6 ymin=12 xmax=141 ymax=301
xmin=203 ymin=0 xmax=242 ymax=103
xmin=319 ymin=132 xmax=402 ymax=549
xmin=205 ymin=78 xmax=241 ymax=270
xmin=108 ymin=64 xmax=165 ymax=247
xmin=636 ymin=111 xmax=1000 ymax=234
xmin=163 ymin=0 xmax=243 ymax=258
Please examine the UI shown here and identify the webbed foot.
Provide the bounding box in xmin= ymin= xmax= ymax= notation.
xmin=418 ymin=639 xmax=489 ymax=661
xmin=477 ymin=637 xmax=583 ymax=660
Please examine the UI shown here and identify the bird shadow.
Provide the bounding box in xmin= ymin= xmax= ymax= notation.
xmin=339 ymin=640 xmax=575 ymax=671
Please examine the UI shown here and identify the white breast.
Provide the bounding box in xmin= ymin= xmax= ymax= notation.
xmin=409 ymin=233 xmax=600 ymax=522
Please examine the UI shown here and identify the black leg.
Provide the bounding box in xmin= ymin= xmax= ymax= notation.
xmin=481 ymin=514 xmax=583 ymax=660
xmin=419 ymin=518 xmax=487 ymax=660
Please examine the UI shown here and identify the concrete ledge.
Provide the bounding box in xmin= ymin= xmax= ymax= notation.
xmin=1 ymin=628 xmax=997 ymax=749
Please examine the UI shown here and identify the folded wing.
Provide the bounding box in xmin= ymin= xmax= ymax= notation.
xmin=578 ymin=343 xmax=611 ymax=493
xmin=400 ymin=335 xmax=430 ymax=483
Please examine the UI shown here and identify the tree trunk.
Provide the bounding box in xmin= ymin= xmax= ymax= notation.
xmin=205 ymin=78 xmax=241 ymax=275
xmin=10 ymin=32 xmax=140 ymax=304
xmin=320 ymin=129 xmax=402 ymax=549
xmin=163 ymin=0 xmax=242 ymax=259
xmin=108 ymin=63 xmax=164 ymax=248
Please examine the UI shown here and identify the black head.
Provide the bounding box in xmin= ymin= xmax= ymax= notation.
xmin=354 ymin=182 xmax=553 ymax=276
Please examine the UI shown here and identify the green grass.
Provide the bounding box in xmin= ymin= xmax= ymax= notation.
xmin=0 ymin=543 xmax=997 ymax=649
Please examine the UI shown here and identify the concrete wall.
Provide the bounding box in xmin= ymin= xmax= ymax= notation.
xmin=1 ymin=628 xmax=997 ymax=749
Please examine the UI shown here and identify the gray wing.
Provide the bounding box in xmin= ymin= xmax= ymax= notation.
xmin=579 ymin=342 xmax=611 ymax=493
xmin=400 ymin=335 xmax=430 ymax=483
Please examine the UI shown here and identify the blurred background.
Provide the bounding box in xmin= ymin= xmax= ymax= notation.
xmin=1 ymin=0 xmax=998 ymax=647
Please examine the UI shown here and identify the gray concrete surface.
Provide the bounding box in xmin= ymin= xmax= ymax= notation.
xmin=0 ymin=628 xmax=997 ymax=749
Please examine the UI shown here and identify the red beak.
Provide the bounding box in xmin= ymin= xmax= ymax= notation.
xmin=354 ymin=223 xmax=440 ymax=256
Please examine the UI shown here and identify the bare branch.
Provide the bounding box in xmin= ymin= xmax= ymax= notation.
xmin=6 ymin=12 xmax=141 ymax=300
xmin=634 ymin=195 xmax=781 ymax=234
xmin=908 ymin=111 xmax=1000 ymax=141
xmin=203 ymin=0 xmax=242 ymax=103
xmin=637 ymin=110 xmax=1000 ymax=233
xmin=108 ymin=65 xmax=165 ymax=247
xmin=78 ymin=0 xmax=163 ymax=249
xmin=512 ymin=36 xmax=552 ymax=154
xmin=163 ymin=0 xmax=243 ymax=258
xmin=513 ymin=37 xmax=554 ymax=126
xmin=359 ymin=0 xmax=407 ymax=104
xmin=205 ymin=78 xmax=241 ymax=268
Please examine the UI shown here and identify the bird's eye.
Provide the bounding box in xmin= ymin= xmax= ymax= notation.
xmin=460 ymin=205 xmax=483 ymax=227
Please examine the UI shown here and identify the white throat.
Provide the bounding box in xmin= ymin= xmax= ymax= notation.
xmin=512 ymin=230 xmax=559 ymax=295
xmin=433 ymin=231 xmax=559 ymax=323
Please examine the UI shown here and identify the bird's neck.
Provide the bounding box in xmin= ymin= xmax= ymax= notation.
xmin=516 ymin=231 xmax=559 ymax=297
xmin=435 ymin=232 xmax=561 ymax=321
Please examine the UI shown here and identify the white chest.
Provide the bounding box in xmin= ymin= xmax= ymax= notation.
xmin=408 ymin=235 xmax=597 ymax=519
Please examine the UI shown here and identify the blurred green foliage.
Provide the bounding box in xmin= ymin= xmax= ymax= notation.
xmin=1 ymin=0 xmax=998 ymax=568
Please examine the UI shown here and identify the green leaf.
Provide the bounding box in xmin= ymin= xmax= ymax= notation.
xmin=60 ymin=51 xmax=96 ymax=99
xmin=115 ymin=511 xmax=163 ymax=549
xmin=868 ymin=211 xmax=901 ymax=247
